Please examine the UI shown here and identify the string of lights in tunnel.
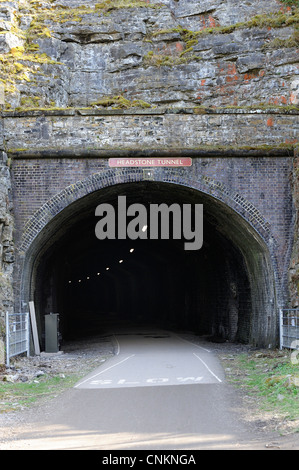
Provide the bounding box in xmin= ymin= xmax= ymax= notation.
xmin=67 ymin=247 xmax=135 ymax=286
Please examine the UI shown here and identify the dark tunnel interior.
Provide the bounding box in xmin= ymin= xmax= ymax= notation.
xmin=33 ymin=181 xmax=254 ymax=347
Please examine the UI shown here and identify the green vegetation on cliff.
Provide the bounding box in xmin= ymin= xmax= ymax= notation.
xmin=91 ymin=95 xmax=153 ymax=109
xmin=0 ymin=0 xmax=298 ymax=110
xmin=280 ymin=0 xmax=299 ymax=7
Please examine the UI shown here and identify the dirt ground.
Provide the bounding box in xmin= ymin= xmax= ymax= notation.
xmin=0 ymin=333 xmax=298 ymax=450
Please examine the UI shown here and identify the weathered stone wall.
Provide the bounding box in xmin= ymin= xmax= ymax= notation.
xmin=0 ymin=0 xmax=298 ymax=358
xmin=3 ymin=108 xmax=298 ymax=153
xmin=0 ymin=151 xmax=14 ymax=365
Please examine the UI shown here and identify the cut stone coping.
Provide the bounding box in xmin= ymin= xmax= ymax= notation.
xmin=1 ymin=106 xmax=299 ymax=118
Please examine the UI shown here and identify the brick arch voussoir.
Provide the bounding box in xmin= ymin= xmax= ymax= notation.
xmin=19 ymin=167 xmax=275 ymax=254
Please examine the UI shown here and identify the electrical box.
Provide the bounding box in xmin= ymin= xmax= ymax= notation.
xmin=45 ymin=313 xmax=60 ymax=353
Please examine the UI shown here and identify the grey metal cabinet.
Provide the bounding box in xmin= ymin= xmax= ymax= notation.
xmin=45 ymin=313 xmax=60 ymax=353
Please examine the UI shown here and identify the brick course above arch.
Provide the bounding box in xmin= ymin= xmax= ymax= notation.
xmin=10 ymin=156 xmax=294 ymax=347
xmin=19 ymin=166 xmax=274 ymax=253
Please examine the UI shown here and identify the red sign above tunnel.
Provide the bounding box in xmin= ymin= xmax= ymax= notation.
xmin=109 ymin=157 xmax=192 ymax=168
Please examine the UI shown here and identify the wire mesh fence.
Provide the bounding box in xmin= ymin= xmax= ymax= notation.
xmin=280 ymin=309 xmax=299 ymax=350
xmin=6 ymin=312 xmax=29 ymax=367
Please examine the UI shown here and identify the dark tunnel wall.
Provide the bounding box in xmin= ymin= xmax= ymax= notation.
xmin=35 ymin=228 xmax=252 ymax=344
xmin=27 ymin=181 xmax=276 ymax=348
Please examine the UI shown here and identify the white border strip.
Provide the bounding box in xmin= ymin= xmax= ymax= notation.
xmin=193 ymin=353 xmax=222 ymax=383
xmin=174 ymin=333 xmax=211 ymax=353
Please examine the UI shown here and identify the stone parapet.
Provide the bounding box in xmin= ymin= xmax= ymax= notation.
xmin=3 ymin=108 xmax=298 ymax=155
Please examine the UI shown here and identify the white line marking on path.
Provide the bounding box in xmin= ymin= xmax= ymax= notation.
xmin=193 ymin=353 xmax=222 ymax=383
xmin=74 ymin=354 xmax=135 ymax=388
xmin=173 ymin=333 xmax=211 ymax=353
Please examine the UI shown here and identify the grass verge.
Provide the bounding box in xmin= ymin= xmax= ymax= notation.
xmin=221 ymin=349 xmax=299 ymax=433
xmin=0 ymin=373 xmax=81 ymax=413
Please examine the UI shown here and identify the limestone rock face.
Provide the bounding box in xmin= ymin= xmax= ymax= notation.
xmin=0 ymin=153 xmax=14 ymax=364
xmin=0 ymin=0 xmax=298 ymax=110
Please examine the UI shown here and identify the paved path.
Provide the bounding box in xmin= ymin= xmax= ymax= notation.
xmin=0 ymin=330 xmax=269 ymax=450
xmin=75 ymin=330 xmax=224 ymax=389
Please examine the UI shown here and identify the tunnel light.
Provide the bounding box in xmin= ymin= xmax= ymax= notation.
xmin=119 ymin=259 xmax=124 ymax=264
xmin=130 ymin=248 xmax=134 ymax=253
xmin=97 ymin=272 xmax=101 ymax=276
xmin=87 ymin=276 xmax=90 ymax=280
xmin=78 ymin=280 xmax=82 ymax=283
xmin=68 ymin=281 xmax=72 ymax=284
xmin=106 ymin=267 xmax=110 ymax=271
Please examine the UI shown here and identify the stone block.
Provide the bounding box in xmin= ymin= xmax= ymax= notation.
xmin=0 ymin=32 xmax=24 ymax=53
xmin=236 ymin=53 xmax=266 ymax=73
xmin=290 ymin=79 xmax=299 ymax=106
xmin=0 ymin=5 xmax=14 ymax=29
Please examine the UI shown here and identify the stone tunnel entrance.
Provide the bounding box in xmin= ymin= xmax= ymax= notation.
xmin=26 ymin=180 xmax=277 ymax=349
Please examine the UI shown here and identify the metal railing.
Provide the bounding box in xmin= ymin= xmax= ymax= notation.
xmin=6 ymin=312 xmax=30 ymax=367
xmin=280 ymin=309 xmax=299 ymax=350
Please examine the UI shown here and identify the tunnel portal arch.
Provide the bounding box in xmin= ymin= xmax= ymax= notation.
xmin=16 ymin=168 xmax=279 ymax=348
